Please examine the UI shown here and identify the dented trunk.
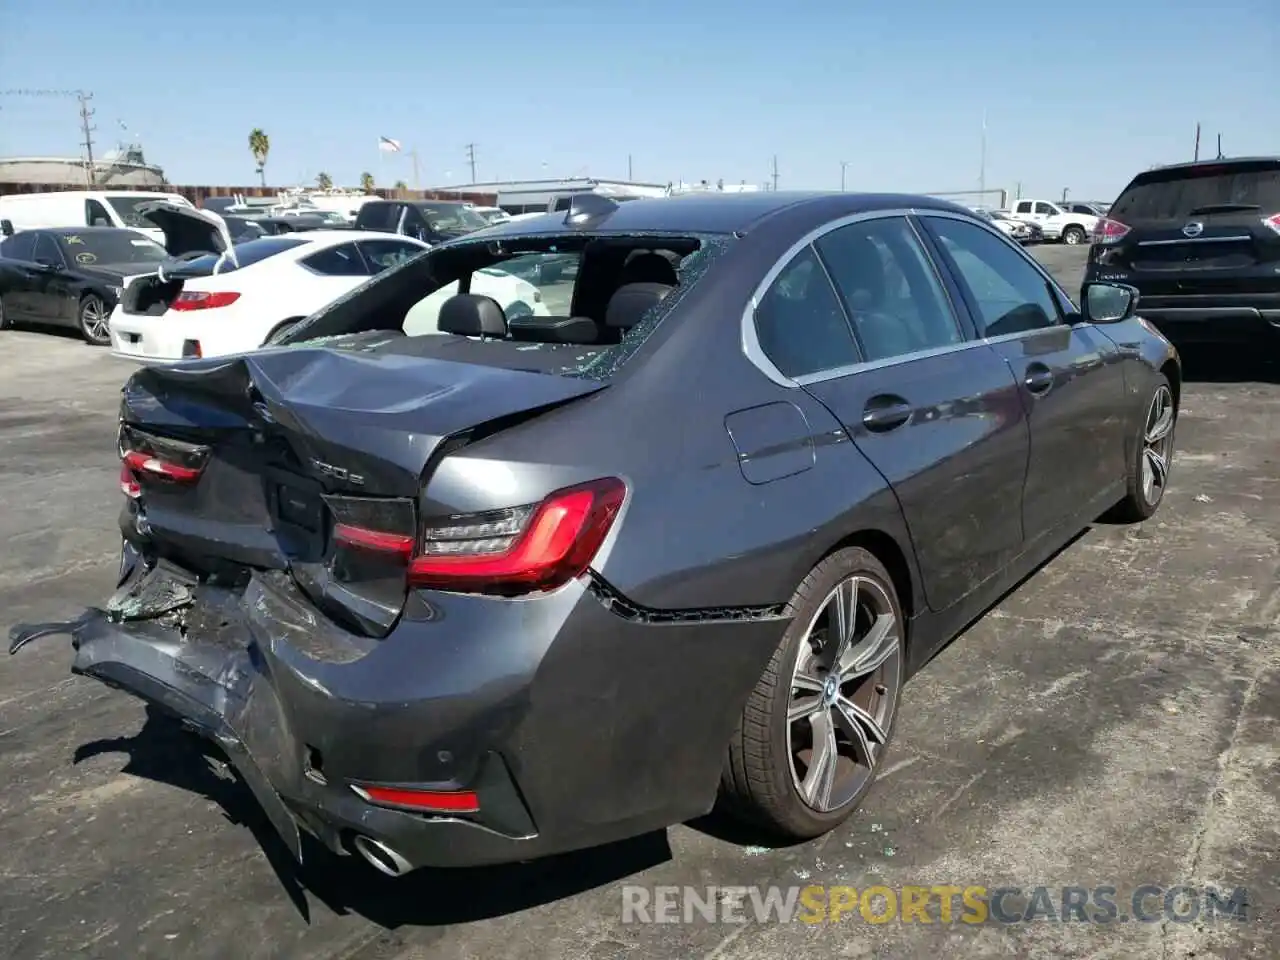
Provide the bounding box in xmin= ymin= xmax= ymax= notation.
xmin=117 ymin=346 xmax=604 ymax=635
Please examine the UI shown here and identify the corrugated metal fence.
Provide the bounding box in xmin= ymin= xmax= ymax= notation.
xmin=0 ymin=182 xmax=498 ymax=205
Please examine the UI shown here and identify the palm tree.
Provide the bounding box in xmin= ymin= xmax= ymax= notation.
xmin=359 ymin=171 xmax=375 ymax=193
xmin=248 ymin=129 xmax=270 ymax=187
xmin=316 ymin=171 xmax=333 ymax=191
xmin=393 ymin=179 xmax=408 ymax=198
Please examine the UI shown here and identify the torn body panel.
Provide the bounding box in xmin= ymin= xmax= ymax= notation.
xmin=9 ymin=549 xmax=788 ymax=872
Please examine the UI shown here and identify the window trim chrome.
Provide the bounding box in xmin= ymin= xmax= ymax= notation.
xmin=741 ymin=206 xmax=1079 ymax=388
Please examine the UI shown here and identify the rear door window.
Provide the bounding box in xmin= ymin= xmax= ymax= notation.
xmin=815 ymin=217 xmax=963 ymax=362
xmin=358 ymin=239 xmax=425 ymax=274
xmin=33 ymin=233 xmax=66 ymax=267
xmin=1034 ymin=202 xmax=1056 ymax=215
xmin=302 ymin=242 xmax=369 ymax=276
xmin=1111 ymin=161 xmax=1280 ymax=222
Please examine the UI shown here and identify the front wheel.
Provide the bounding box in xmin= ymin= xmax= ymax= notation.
xmin=1107 ymin=377 xmax=1175 ymax=522
xmin=506 ymin=301 xmax=534 ymax=321
xmin=0 ymin=295 xmax=10 ymax=330
xmin=720 ymin=547 xmax=905 ymax=839
xmin=1062 ymin=225 xmax=1087 ymax=245
xmin=79 ymin=295 xmax=110 ymax=345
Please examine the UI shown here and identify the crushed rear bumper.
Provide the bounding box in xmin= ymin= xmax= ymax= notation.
xmin=9 ymin=543 xmax=790 ymax=873
xmin=8 ymin=546 xmax=540 ymax=872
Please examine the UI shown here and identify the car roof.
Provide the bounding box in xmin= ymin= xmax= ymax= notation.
xmin=296 ymin=229 xmax=426 ymax=244
xmin=50 ymin=226 xmax=149 ymax=238
xmin=470 ymin=191 xmax=976 ymax=238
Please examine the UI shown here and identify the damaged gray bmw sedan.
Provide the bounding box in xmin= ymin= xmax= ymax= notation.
xmin=10 ymin=191 xmax=1180 ymax=876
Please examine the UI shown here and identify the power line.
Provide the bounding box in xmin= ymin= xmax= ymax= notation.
xmin=0 ymin=88 xmax=97 ymax=186
xmin=465 ymin=143 xmax=477 ymax=183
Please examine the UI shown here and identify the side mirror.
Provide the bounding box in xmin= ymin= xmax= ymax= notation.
xmin=1082 ymin=281 xmax=1139 ymax=324
xmin=0 ymin=219 xmax=13 ymax=237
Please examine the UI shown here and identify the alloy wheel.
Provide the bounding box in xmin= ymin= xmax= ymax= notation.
xmin=788 ymin=575 xmax=902 ymax=813
xmin=1142 ymin=385 xmax=1175 ymax=505
xmin=81 ymin=297 xmax=109 ymax=343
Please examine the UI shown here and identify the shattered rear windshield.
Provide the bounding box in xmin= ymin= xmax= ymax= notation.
xmin=282 ymin=232 xmax=733 ymax=380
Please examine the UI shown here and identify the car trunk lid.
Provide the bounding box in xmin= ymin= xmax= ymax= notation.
xmin=119 ymin=203 xmax=240 ymax=315
xmin=118 ymin=346 xmax=605 ymax=635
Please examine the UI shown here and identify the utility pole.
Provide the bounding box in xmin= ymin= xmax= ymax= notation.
xmin=840 ymin=160 xmax=849 ymax=192
xmin=979 ymin=109 xmax=988 ymax=200
xmin=771 ymin=155 xmax=779 ymax=192
xmin=1193 ymin=122 xmax=1201 ymax=161
xmin=1061 ymin=187 xmax=1069 ymax=204
xmin=1216 ymin=134 xmax=1223 ymax=160
xmin=0 ymin=88 xmax=96 ymax=185
xmin=464 ymin=143 xmax=477 ymax=183
xmin=628 ymin=154 xmax=633 ymax=180
xmin=410 ymin=149 xmax=421 ymax=190
xmin=78 ymin=91 xmax=96 ymax=186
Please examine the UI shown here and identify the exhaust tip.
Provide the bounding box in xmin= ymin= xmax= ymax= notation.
xmin=352 ymin=834 xmax=414 ymax=877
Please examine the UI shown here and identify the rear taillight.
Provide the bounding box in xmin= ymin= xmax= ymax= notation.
xmin=408 ymin=477 xmax=627 ymax=593
xmin=119 ymin=462 xmax=141 ymax=499
xmin=117 ymin=425 xmax=209 ymax=496
xmin=1262 ymin=213 xmax=1280 ymax=236
xmin=122 ymin=450 xmax=203 ymax=483
xmin=1092 ymin=218 xmax=1131 ymax=245
xmin=323 ymin=478 xmax=627 ymax=595
xmin=170 ymin=291 xmax=241 ymax=311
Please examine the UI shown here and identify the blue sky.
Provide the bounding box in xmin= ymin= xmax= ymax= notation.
xmin=1 ymin=0 xmax=1276 ymax=203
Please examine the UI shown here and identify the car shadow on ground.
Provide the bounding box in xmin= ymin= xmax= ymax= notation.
xmin=71 ymin=707 xmax=672 ymax=927
xmin=1175 ymin=345 xmax=1279 ymax=384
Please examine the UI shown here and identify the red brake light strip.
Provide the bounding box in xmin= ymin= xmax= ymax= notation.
xmin=122 ymin=450 xmax=203 ymax=483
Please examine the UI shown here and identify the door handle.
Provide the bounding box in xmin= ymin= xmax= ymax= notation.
xmin=1024 ymin=364 xmax=1054 ymax=395
xmin=862 ymin=396 xmax=913 ymax=432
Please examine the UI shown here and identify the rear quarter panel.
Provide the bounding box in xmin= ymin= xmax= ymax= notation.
xmin=421 ymin=215 xmax=924 ymax=617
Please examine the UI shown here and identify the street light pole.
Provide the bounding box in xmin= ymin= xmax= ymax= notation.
xmin=840 ymin=160 xmax=849 ymax=192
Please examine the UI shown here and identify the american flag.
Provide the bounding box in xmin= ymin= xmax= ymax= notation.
xmin=378 ymin=136 xmax=402 ymax=153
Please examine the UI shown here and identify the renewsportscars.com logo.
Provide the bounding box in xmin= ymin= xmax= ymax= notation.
xmin=621 ymin=884 xmax=1250 ymax=925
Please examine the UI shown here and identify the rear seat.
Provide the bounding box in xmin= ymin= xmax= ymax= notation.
xmin=507 ymin=315 xmax=601 ymax=344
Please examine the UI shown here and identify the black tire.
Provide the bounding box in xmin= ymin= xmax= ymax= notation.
xmin=78 ymin=294 xmax=110 ymax=345
xmin=1107 ymin=375 xmax=1175 ymax=522
xmin=720 ymin=547 xmax=905 ymax=840
xmin=1062 ymin=225 xmax=1087 ymax=245
xmin=0 ymin=294 xmax=10 ymax=331
xmin=262 ymin=318 xmax=303 ymax=347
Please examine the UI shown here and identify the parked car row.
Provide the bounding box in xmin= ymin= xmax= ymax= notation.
xmin=0 ymin=193 xmax=547 ymax=349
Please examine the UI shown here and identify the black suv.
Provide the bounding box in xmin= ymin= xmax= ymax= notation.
xmin=353 ymin=200 xmax=490 ymax=245
xmin=1085 ymin=157 xmax=1280 ymax=346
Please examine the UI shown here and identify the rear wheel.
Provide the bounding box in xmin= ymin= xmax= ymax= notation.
xmin=262 ymin=317 xmax=303 ymax=346
xmin=1062 ymin=225 xmax=1087 ymax=245
xmin=78 ymin=294 xmax=110 ymax=345
xmin=1108 ymin=376 xmax=1175 ymax=522
xmin=721 ymin=547 xmax=904 ymax=839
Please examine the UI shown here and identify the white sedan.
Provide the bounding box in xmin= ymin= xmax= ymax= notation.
xmin=108 ymin=210 xmax=548 ymax=361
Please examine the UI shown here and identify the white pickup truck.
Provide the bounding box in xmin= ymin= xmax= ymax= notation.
xmin=1005 ymin=199 xmax=1099 ymax=246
